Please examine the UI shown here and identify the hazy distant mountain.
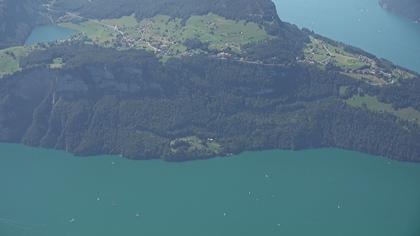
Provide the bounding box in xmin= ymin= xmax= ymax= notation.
xmin=0 ymin=0 xmax=420 ymax=162
xmin=380 ymin=0 xmax=420 ymax=21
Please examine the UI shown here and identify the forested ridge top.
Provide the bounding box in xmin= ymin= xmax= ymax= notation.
xmin=51 ymin=0 xmax=281 ymax=23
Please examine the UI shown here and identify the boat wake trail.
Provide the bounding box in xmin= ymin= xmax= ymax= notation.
xmin=0 ymin=217 xmax=47 ymax=231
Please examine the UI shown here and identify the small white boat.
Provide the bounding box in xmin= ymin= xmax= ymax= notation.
xmin=69 ymin=218 xmax=76 ymax=223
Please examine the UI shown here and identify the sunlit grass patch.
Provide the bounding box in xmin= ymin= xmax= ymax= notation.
xmin=346 ymin=95 xmax=420 ymax=124
xmin=0 ymin=46 xmax=33 ymax=78
xmin=58 ymin=13 xmax=269 ymax=57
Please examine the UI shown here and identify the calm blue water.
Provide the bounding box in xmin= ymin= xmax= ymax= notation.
xmin=25 ymin=25 xmax=76 ymax=46
xmin=1 ymin=144 xmax=420 ymax=236
xmin=274 ymin=0 xmax=420 ymax=73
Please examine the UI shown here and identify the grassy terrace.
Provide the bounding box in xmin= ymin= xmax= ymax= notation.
xmin=0 ymin=45 xmax=68 ymax=77
xmin=304 ymin=37 xmax=366 ymax=70
xmin=303 ymin=36 xmax=416 ymax=86
xmin=170 ymin=136 xmax=221 ymax=156
xmin=0 ymin=13 xmax=268 ymax=77
xmin=59 ymin=14 xmax=269 ymax=58
xmin=0 ymin=46 xmax=33 ymax=78
xmin=346 ymin=95 xmax=420 ymax=125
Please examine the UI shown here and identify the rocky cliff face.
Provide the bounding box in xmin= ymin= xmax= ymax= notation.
xmin=1 ymin=44 xmax=420 ymax=162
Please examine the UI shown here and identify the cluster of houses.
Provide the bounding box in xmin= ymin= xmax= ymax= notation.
xmin=303 ymin=41 xmax=395 ymax=84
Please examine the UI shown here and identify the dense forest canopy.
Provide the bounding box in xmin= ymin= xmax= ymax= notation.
xmin=51 ymin=0 xmax=280 ymax=23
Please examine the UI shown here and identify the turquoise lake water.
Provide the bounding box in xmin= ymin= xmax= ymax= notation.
xmin=3 ymin=1 xmax=419 ymax=235
xmin=1 ymin=144 xmax=420 ymax=236
xmin=274 ymin=0 xmax=420 ymax=73
xmin=25 ymin=25 xmax=76 ymax=46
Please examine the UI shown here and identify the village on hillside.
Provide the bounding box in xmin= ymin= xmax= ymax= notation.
xmin=302 ymin=36 xmax=415 ymax=86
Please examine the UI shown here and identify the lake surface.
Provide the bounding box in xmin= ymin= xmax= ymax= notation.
xmin=1 ymin=143 xmax=420 ymax=236
xmin=25 ymin=25 xmax=76 ymax=46
xmin=274 ymin=0 xmax=420 ymax=73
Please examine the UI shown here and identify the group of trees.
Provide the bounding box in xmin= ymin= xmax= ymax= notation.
xmin=375 ymin=79 xmax=420 ymax=110
xmin=242 ymin=26 xmax=308 ymax=65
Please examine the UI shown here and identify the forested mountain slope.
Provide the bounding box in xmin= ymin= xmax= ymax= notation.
xmin=380 ymin=0 xmax=420 ymax=21
xmin=0 ymin=0 xmax=419 ymax=162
